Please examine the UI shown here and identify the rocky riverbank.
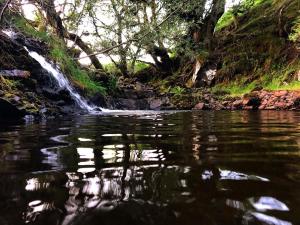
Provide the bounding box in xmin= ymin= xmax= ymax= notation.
xmin=0 ymin=29 xmax=299 ymax=121
xmin=193 ymin=90 xmax=300 ymax=110
xmin=0 ymin=30 xmax=85 ymax=119
xmin=101 ymin=80 xmax=300 ymax=111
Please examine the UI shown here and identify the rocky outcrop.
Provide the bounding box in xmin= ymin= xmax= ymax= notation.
xmin=0 ymin=70 xmax=31 ymax=78
xmin=0 ymin=30 xmax=81 ymax=119
xmin=193 ymin=90 xmax=300 ymax=110
xmin=106 ymin=83 xmax=173 ymax=110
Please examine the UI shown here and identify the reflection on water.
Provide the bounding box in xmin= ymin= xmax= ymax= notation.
xmin=0 ymin=111 xmax=300 ymax=225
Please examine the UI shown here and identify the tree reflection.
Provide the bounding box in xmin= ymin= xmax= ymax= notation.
xmin=0 ymin=112 xmax=299 ymax=225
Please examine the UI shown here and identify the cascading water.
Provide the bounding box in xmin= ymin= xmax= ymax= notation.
xmin=24 ymin=47 xmax=103 ymax=113
xmin=3 ymin=29 xmax=107 ymax=113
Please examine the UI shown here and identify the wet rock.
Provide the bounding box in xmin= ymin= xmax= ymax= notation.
xmin=0 ymin=70 xmax=31 ymax=78
xmin=39 ymin=108 xmax=48 ymax=114
xmin=294 ymin=98 xmax=300 ymax=109
xmin=232 ymin=100 xmax=243 ymax=110
xmin=274 ymin=90 xmax=288 ymax=97
xmin=150 ymin=99 xmax=163 ymax=110
xmin=13 ymin=95 xmax=21 ymax=102
xmin=194 ymin=102 xmax=205 ymax=110
xmin=89 ymin=93 xmax=107 ymax=107
xmin=117 ymin=99 xmax=138 ymax=110
xmin=135 ymin=82 xmax=143 ymax=91
xmin=0 ymin=69 xmax=31 ymax=78
xmin=243 ymin=96 xmax=261 ymax=109
xmin=22 ymin=78 xmax=37 ymax=90
xmin=58 ymin=89 xmax=75 ymax=104
xmin=42 ymin=88 xmax=61 ymax=101
xmin=0 ymin=98 xmax=25 ymax=118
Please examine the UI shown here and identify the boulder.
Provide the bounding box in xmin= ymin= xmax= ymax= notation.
xmin=194 ymin=102 xmax=205 ymax=110
xmin=150 ymin=99 xmax=163 ymax=110
xmin=0 ymin=98 xmax=25 ymax=118
xmin=0 ymin=70 xmax=31 ymax=78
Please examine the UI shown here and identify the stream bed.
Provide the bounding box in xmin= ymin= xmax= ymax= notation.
xmin=0 ymin=111 xmax=300 ymax=225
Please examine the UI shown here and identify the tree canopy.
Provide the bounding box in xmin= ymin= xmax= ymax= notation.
xmin=5 ymin=0 xmax=229 ymax=77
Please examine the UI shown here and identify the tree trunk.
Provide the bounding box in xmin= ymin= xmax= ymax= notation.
xmin=149 ymin=45 xmax=173 ymax=74
xmin=32 ymin=0 xmax=104 ymax=70
xmin=202 ymin=0 xmax=226 ymax=49
xmin=67 ymin=33 xmax=104 ymax=70
xmin=189 ymin=0 xmax=225 ymax=85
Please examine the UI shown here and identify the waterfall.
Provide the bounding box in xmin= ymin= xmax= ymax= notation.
xmin=24 ymin=47 xmax=103 ymax=113
xmin=2 ymin=29 xmax=107 ymax=113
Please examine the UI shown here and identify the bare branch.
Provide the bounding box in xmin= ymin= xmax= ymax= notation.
xmin=0 ymin=0 xmax=12 ymax=24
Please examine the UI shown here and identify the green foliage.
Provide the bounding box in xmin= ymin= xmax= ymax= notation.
xmin=0 ymin=76 xmax=19 ymax=92
xmin=216 ymin=0 xmax=270 ymax=31
xmin=216 ymin=10 xmax=235 ymax=31
xmin=104 ymin=63 xmax=119 ymax=74
xmin=213 ymin=60 xmax=300 ymax=96
xmin=14 ymin=17 xmax=50 ymax=42
xmin=107 ymin=76 xmax=118 ymax=92
xmin=50 ymin=42 xmax=106 ymax=95
xmin=14 ymin=17 xmax=106 ymax=95
xmin=169 ymin=86 xmax=186 ymax=96
xmin=133 ymin=62 xmax=149 ymax=73
xmin=212 ymin=80 xmax=258 ymax=96
xmin=289 ymin=16 xmax=300 ymax=42
xmin=103 ymin=61 xmax=150 ymax=75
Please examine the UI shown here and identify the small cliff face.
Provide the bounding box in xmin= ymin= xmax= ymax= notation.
xmin=211 ymin=0 xmax=300 ymax=89
xmin=0 ymin=31 xmax=79 ymax=119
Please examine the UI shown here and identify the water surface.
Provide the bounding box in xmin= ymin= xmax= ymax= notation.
xmin=0 ymin=111 xmax=300 ymax=225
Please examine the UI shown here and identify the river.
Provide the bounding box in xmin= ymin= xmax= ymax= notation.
xmin=0 ymin=111 xmax=299 ymax=225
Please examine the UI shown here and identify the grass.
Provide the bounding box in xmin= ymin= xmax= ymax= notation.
xmin=14 ymin=18 xmax=51 ymax=42
xmin=103 ymin=61 xmax=150 ymax=74
xmin=261 ymin=63 xmax=300 ymax=91
xmin=134 ymin=62 xmax=149 ymax=73
xmin=169 ymin=86 xmax=186 ymax=96
xmin=289 ymin=15 xmax=300 ymax=42
xmin=14 ymin=17 xmax=106 ymax=96
xmin=216 ymin=0 xmax=267 ymax=31
xmin=216 ymin=10 xmax=235 ymax=31
xmin=103 ymin=63 xmax=119 ymax=74
xmin=212 ymin=80 xmax=300 ymax=97
xmin=212 ymin=80 xmax=258 ymax=97
xmin=50 ymin=43 xmax=106 ymax=95
xmin=212 ymin=62 xmax=300 ymax=96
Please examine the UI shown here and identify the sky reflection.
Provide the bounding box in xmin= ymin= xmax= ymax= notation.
xmin=1 ymin=111 xmax=300 ymax=225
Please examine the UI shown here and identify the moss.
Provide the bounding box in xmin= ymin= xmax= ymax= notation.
xmin=216 ymin=10 xmax=235 ymax=31
xmin=0 ymin=76 xmax=19 ymax=92
xmin=260 ymin=61 xmax=300 ymax=90
xmin=212 ymin=79 xmax=258 ymax=97
xmin=49 ymin=42 xmax=106 ymax=95
xmin=14 ymin=17 xmax=106 ymax=96
xmin=289 ymin=15 xmax=300 ymax=42
xmin=213 ymin=59 xmax=300 ymax=96
xmin=216 ymin=0 xmax=271 ymax=31
xmin=134 ymin=62 xmax=150 ymax=74
xmin=14 ymin=17 xmax=51 ymax=42
xmin=103 ymin=63 xmax=119 ymax=74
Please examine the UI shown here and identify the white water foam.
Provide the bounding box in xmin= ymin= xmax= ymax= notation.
xmin=24 ymin=47 xmax=104 ymax=113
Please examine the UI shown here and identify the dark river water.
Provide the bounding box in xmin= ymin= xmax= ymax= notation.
xmin=0 ymin=111 xmax=300 ymax=225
